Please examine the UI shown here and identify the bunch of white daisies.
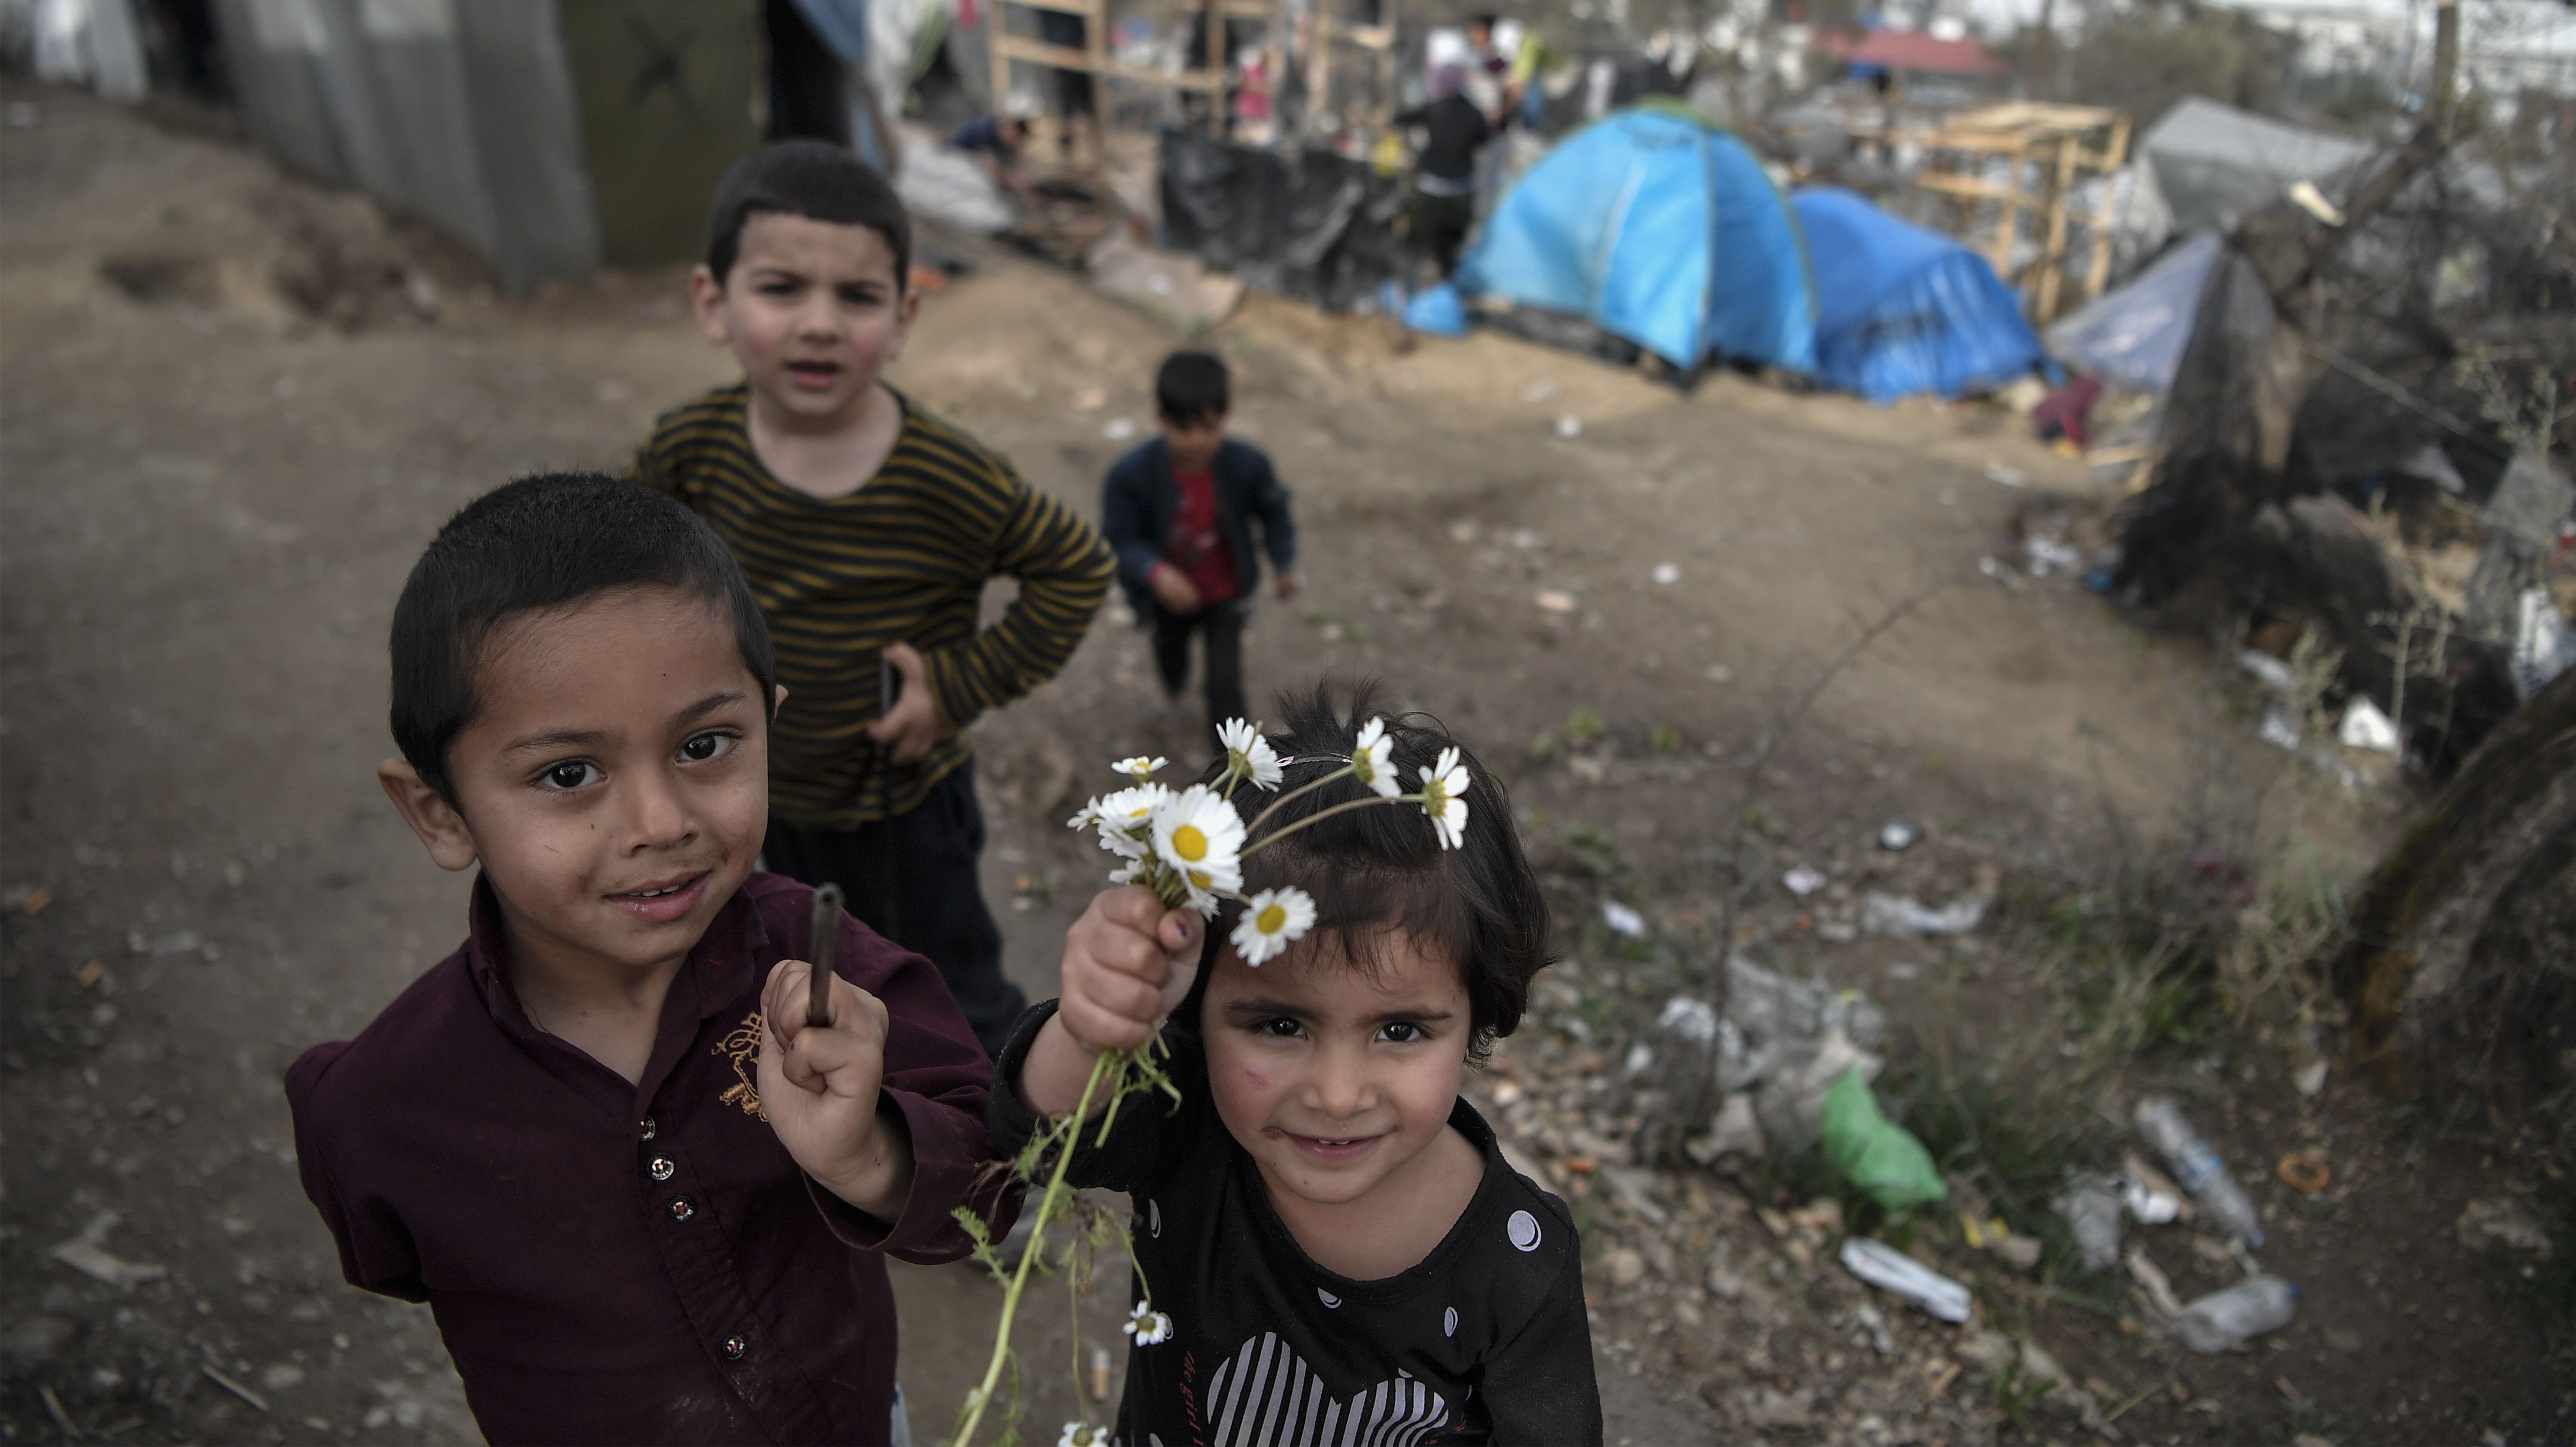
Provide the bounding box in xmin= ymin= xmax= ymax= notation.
xmin=1065 ymin=717 xmax=1473 ymax=965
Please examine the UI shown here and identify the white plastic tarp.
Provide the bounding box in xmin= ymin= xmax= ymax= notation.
xmin=2044 ymin=230 xmax=2224 ymax=394
xmin=2138 ymin=97 xmax=2373 ymax=238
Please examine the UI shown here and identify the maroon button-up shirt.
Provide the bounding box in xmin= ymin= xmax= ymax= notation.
xmin=286 ymin=871 xmax=1013 ymax=1445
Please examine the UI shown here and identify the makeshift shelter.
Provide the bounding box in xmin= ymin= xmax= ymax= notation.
xmin=1158 ymin=128 xmax=1411 ymax=312
xmin=1456 ymin=105 xmax=1818 ymax=375
xmin=2042 ymin=230 xmax=2223 ymax=394
xmin=2125 ymin=98 xmax=2373 ymax=253
xmin=210 ymin=0 xmax=897 ymax=288
xmin=1791 ymin=187 xmax=2041 ymax=402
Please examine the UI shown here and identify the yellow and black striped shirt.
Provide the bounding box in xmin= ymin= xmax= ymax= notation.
xmin=632 ymin=384 xmax=1114 ymax=829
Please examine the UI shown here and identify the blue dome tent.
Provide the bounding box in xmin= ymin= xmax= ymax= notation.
xmin=1455 ymin=105 xmax=1818 ymax=375
xmin=1790 ymin=187 xmax=2043 ymax=402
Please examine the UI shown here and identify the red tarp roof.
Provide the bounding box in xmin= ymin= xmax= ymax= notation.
xmin=1816 ymin=28 xmax=2004 ymax=77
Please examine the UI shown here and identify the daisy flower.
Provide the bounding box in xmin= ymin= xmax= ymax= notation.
xmin=1124 ymin=1300 xmax=1175 ymax=1345
xmin=1058 ymin=1422 xmax=1108 ymax=1447
xmin=1113 ymin=755 xmax=1166 ymax=781
xmin=1230 ymin=886 xmax=1317 ymax=965
xmin=1088 ymin=784 xmax=1167 ymax=859
xmin=1151 ymin=784 xmax=1245 ymax=904
xmin=1350 ymin=717 xmax=1401 ymax=799
xmin=1216 ymin=717 xmax=1284 ymax=792
xmin=1417 ymin=746 xmax=1470 ymax=850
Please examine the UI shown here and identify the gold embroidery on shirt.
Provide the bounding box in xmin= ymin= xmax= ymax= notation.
xmin=713 ymin=1011 xmax=766 ymax=1120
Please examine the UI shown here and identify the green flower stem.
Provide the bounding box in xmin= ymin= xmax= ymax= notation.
xmin=1239 ymin=765 xmax=1358 ymax=841
xmin=954 ymin=1047 xmax=1121 ymax=1447
xmin=1239 ymin=792 xmax=1424 ymax=857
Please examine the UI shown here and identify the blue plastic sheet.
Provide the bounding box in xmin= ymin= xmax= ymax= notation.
xmin=1793 ymin=187 xmax=2043 ymax=403
xmin=1402 ymin=282 xmax=1471 ymax=336
xmin=1456 ymin=105 xmax=1817 ymax=374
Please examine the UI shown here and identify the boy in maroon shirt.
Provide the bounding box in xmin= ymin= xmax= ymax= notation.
xmin=285 ymin=473 xmax=1010 ymax=1445
xmin=1100 ymin=350 xmax=1300 ymax=730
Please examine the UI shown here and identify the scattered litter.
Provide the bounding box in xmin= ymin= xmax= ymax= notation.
xmin=75 ymin=960 xmax=105 ymax=989
xmin=1975 ymin=555 xmax=2025 ymax=590
xmin=1859 ymin=868 xmax=1995 ymax=937
xmin=2275 ymin=1151 xmax=2330 ymax=1193
xmin=1688 ymin=1092 xmax=1767 ymax=1164
xmin=2258 ymin=707 xmax=2302 ymax=751
xmin=1984 ymin=462 xmax=2026 ymax=488
xmin=2510 ymin=586 xmax=2576 ymax=698
xmin=2135 ymin=1096 xmax=2266 ymax=1246
xmin=1553 ymin=415 xmax=1583 ymax=440
xmin=2236 ymin=649 xmax=2299 ymax=693
xmin=1782 ymin=866 xmax=1827 ymax=897
xmin=50 ymin=1212 xmax=167 ymax=1289
xmin=2120 ymin=1175 xmax=2183 ymax=1225
xmin=2287 ymin=179 xmax=2346 ymax=227
xmin=2057 ymin=1172 xmax=2125 ymax=1272
xmin=1520 ymin=379 xmax=1563 ymax=404
xmin=2456 ymin=1197 xmax=2554 ymax=1260
xmin=126 ymin=929 xmax=202 ymax=957
xmin=1599 ymin=901 xmax=1647 ymax=938
xmin=203 ymin=1363 xmax=271 ymax=1412
xmin=1102 ymin=417 xmax=1139 ymax=442
xmin=2125 ymin=1246 xmax=2186 ymax=1318
xmin=38 ymin=1386 xmax=77 ymax=1440
xmin=1840 ymin=1237 xmax=1972 ymax=1323
xmin=2293 ymin=1058 xmax=2328 ymax=1097
xmin=2023 ymin=534 xmax=2083 ymax=577
xmin=2337 ymin=698 xmax=2400 ymax=753
xmin=1819 ymin=1067 xmax=1946 ymax=1211
xmin=2172 ymin=1275 xmax=2298 ymax=1354
xmin=1876 ymin=819 xmax=1919 ymax=852
xmin=1650 ymin=562 xmax=1681 ymax=585
xmin=1991 ymin=1233 xmax=2043 ymax=1272
xmin=3 ymin=884 xmax=50 ymax=915
xmin=1089 ymin=1345 xmax=1113 ymax=1402
xmin=1533 ymin=589 xmax=1578 ymax=614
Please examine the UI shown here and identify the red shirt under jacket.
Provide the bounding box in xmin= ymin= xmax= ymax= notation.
xmin=285 ymin=871 xmax=1011 ymax=1446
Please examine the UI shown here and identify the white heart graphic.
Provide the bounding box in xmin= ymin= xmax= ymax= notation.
xmin=1205 ymin=1333 xmax=1451 ymax=1447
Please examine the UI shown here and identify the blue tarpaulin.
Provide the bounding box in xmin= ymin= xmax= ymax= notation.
xmin=1456 ymin=105 xmax=1817 ymax=374
xmin=1792 ymin=187 xmax=2042 ymax=402
xmin=2043 ymin=231 xmax=2223 ymax=394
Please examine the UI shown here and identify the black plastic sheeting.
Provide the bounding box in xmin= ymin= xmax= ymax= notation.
xmin=1158 ymin=128 xmax=1412 ymax=312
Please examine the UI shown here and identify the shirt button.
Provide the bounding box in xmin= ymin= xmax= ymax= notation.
xmin=640 ymin=1117 xmax=657 ymax=1141
xmin=668 ymin=1197 xmax=696 ymax=1222
xmin=648 ymin=1155 xmax=676 ymax=1182
xmin=721 ymin=1334 xmax=748 ymax=1361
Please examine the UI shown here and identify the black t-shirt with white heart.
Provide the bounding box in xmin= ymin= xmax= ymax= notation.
xmin=989 ymin=1003 xmax=1603 ymax=1447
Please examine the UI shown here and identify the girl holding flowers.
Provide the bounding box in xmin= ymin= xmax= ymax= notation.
xmin=984 ymin=686 xmax=1601 ymax=1447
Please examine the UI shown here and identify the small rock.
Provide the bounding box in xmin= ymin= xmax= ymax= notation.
xmin=1877 ymin=819 xmax=1920 ymax=851
xmin=1957 ymin=1329 xmax=2016 ymax=1376
xmin=1992 ymin=1233 xmax=2043 ymax=1273
xmin=2457 ymin=1197 xmax=2554 ymax=1260
xmin=1737 ymin=1387 xmax=1813 ymax=1431
xmin=1790 ymin=1197 xmax=1844 ymax=1237
xmin=1705 ymin=1265 xmax=1746 ymax=1300
xmin=2293 ymin=1058 xmax=2328 ymax=1097
xmin=261 ymin=1363 xmax=305 ymax=1391
xmin=0 ymin=1315 xmax=72 ymax=1362
xmin=1604 ymin=1248 xmax=1647 ymax=1287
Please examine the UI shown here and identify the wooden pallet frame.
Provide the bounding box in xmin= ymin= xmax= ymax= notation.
xmin=1911 ymin=101 xmax=2131 ymax=322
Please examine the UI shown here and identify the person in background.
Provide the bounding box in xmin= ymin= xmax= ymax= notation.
xmin=1099 ymin=350 xmax=1299 ymax=734
xmin=1393 ymin=63 xmax=1492 ymax=278
xmin=950 ymin=110 xmax=1036 ymax=204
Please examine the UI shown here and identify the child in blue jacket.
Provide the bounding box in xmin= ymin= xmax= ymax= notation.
xmin=1099 ymin=350 xmax=1299 ymax=729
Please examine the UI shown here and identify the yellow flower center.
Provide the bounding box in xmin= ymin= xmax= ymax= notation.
xmin=1256 ymin=902 xmax=1287 ymax=934
xmin=1188 ymin=869 xmax=1213 ymax=890
xmin=1172 ymin=824 xmax=1208 ymax=862
xmin=1423 ymin=781 xmax=1446 ymax=810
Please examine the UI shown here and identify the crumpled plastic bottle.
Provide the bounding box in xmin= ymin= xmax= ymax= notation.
xmin=2134 ymin=1096 xmax=2265 ymax=1246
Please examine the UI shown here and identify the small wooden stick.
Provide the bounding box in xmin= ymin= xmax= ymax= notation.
xmin=806 ymin=884 xmax=843 ymax=1028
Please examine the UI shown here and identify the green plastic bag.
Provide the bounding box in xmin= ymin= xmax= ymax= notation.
xmin=1820 ymin=1066 xmax=1948 ymax=1211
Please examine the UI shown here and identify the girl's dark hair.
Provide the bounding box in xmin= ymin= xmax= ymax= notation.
xmin=388 ymin=473 xmax=777 ymax=804
xmin=1188 ymin=681 xmax=1553 ymax=1062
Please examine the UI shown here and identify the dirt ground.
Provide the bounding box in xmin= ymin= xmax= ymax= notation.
xmin=3 ymin=82 xmax=2568 ymax=1446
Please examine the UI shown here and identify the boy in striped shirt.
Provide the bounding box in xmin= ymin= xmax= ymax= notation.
xmin=632 ymin=141 xmax=1115 ymax=1057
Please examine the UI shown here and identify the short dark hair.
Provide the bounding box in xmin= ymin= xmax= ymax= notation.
xmin=1155 ymin=350 xmax=1230 ymax=428
xmin=704 ymin=139 xmax=912 ymax=287
xmin=389 ymin=473 xmax=778 ymax=804
xmin=1187 ymin=681 xmax=1553 ymax=1063
xmin=1469 ymin=12 xmax=1499 ymax=33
